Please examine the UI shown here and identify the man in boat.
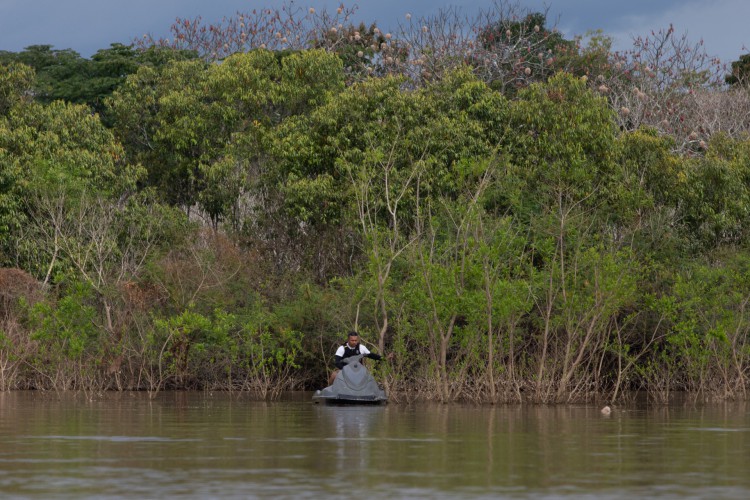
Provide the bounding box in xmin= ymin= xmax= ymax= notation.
xmin=329 ymin=331 xmax=383 ymax=385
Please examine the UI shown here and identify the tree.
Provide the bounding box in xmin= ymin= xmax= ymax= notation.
xmin=474 ymin=10 xmax=576 ymax=92
xmin=0 ymin=61 xmax=35 ymax=115
xmin=500 ymin=72 xmax=618 ymax=222
xmin=0 ymin=45 xmax=86 ymax=104
xmin=726 ymin=53 xmax=750 ymax=86
xmin=0 ymin=95 xmax=141 ymax=271
xmin=108 ymin=49 xmax=343 ymax=226
xmin=135 ymin=2 xmax=361 ymax=61
xmin=0 ymin=44 xmax=198 ymax=119
xmin=589 ymin=25 xmax=724 ymax=152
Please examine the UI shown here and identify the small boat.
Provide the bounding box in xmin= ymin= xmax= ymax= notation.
xmin=312 ymin=354 xmax=387 ymax=404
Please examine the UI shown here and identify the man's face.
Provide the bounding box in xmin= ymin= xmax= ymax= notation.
xmin=347 ymin=335 xmax=359 ymax=348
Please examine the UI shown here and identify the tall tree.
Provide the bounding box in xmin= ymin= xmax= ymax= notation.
xmin=0 ymin=44 xmax=197 ymax=117
xmin=726 ymin=53 xmax=750 ymax=86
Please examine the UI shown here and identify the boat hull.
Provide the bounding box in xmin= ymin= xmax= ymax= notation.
xmin=312 ymin=355 xmax=387 ymax=404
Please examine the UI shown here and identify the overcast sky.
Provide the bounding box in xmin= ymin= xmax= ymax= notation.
xmin=1 ymin=0 xmax=748 ymax=66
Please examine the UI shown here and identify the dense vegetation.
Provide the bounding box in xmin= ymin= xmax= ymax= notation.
xmin=2 ymin=2 xmax=750 ymax=403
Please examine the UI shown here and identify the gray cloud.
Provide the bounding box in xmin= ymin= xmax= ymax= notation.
xmin=1 ymin=0 xmax=746 ymax=63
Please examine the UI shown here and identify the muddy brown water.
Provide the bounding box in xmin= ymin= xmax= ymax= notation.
xmin=1 ymin=391 xmax=749 ymax=498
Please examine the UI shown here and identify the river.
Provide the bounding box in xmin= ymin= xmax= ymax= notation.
xmin=1 ymin=391 xmax=748 ymax=499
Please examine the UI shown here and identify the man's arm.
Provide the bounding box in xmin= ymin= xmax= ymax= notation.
xmin=334 ymin=355 xmax=346 ymax=369
xmin=360 ymin=344 xmax=382 ymax=361
xmin=334 ymin=345 xmax=346 ymax=369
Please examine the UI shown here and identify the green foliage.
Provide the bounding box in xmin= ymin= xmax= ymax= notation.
xmin=109 ymin=56 xmax=233 ymax=213
xmin=0 ymin=90 xmax=142 ymax=269
xmin=0 ymin=62 xmax=35 ymax=115
xmin=499 ymin=72 xmax=618 ymax=222
xmin=28 ymin=281 xmax=105 ymax=388
xmin=653 ymin=253 xmax=750 ymax=392
xmin=613 ymin=130 xmax=681 ymax=217
xmin=678 ymin=134 xmax=750 ymax=250
xmin=475 ymin=12 xmax=578 ymax=93
xmin=562 ymin=31 xmax=616 ymax=78
xmin=277 ymin=49 xmax=345 ymax=115
xmin=108 ymin=49 xmax=343 ymax=225
xmin=0 ymin=44 xmax=198 ymax=117
xmin=6 ymin=40 xmax=750 ymax=400
xmin=726 ymin=53 xmax=750 ymax=86
xmin=150 ymin=307 xmax=214 ymax=385
xmin=233 ymin=313 xmax=302 ymax=383
xmin=148 ymin=305 xmax=303 ymax=392
xmin=274 ymin=68 xmax=501 ymax=228
xmin=0 ymin=45 xmax=86 ymax=105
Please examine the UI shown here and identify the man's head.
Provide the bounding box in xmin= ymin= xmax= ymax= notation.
xmin=347 ymin=331 xmax=359 ymax=348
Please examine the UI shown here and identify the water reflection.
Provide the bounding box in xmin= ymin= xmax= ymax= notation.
xmin=315 ymin=405 xmax=385 ymax=470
